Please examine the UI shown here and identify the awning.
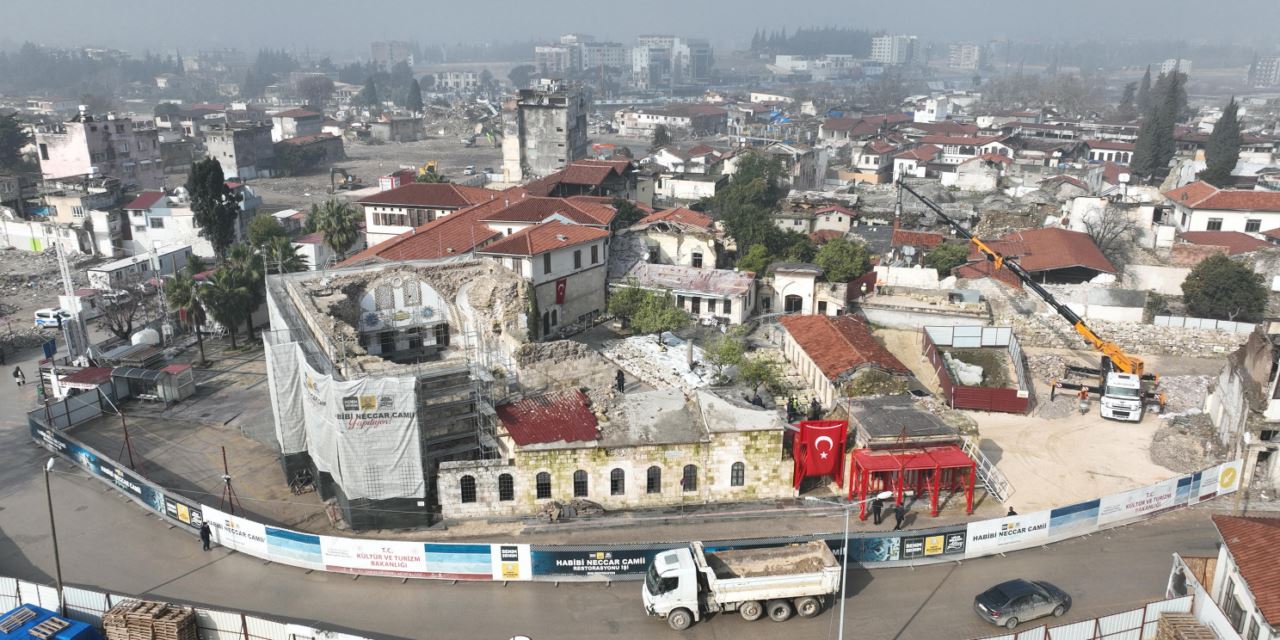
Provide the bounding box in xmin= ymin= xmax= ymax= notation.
xmin=111 ymin=367 xmax=165 ymax=382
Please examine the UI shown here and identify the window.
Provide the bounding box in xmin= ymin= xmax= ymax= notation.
xmin=610 ymin=468 xmax=625 ymax=496
xmin=784 ymin=295 xmax=803 ymax=313
xmin=691 ymin=251 xmax=703 ymax=268
xmin=731 ymin=462 xmax=745 ymax=487
xmin=543 ymin=253 xmax=552 ymax=274
xmin=148 ymin=218 xmax=165 ymax=229
xmin=573 ymin=470 xmax=588 ymax=497
xmin=646 ymin=466 xmax=661 ymax=494
xmin=39 ymin=144 xmax=49 ymax=160
xmin=536 ymin=472 xmax=552 ymax=499
xmin=681 ymin=465 xmax=698 ymax=492
xmin=72 ymin=206 xmax=85 ymax=218
xmin=459 ymin=476 xmax=477 ymax=503
xmin=1207 ymin=218 xmax=1224 ymax=231
xmin=723 ymin=299 xmax=731 ymax=315
xmin=1245 ymin=219 xmax=1261 ymax=233
xmin=1246 ymin=617 xmax=1260 ymax=640
xmin=690 ymin=297 xmax=700 ymax=314
xmin=573 ymin=249 xmax=582 ymax=269
xmin=818 ymin=301 xmax=827 ymax=315
xmin=591 ymin=244 xmax=599 ymax=264
xmin=434 ymin=323 xmax=450 ymax=347
xmin=1224 ymin=582 xmax=1246 ymax=632
xmin=498 ymin=474 xmax=514 ymax=501
xmin=506 ymin=228 xmax=513 ymax=235
xmin=794 ymin=219 xmax=802 ymax=226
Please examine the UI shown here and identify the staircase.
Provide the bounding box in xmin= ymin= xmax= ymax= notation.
xmin=963 ymin=436 xmax=1014 ymax=503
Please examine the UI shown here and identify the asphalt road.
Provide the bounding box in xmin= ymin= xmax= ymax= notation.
xmin=0 ymin=340 xmax=1223 ymax=640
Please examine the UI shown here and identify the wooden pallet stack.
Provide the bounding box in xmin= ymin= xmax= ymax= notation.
xmin=1155 ymin=613 xmax=1218 ymax=640
xmin=103 ymin=599 xmax=198 ymax=640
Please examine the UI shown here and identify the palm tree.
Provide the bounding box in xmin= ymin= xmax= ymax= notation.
xmin=263 ymin=235 xmax=309 ymax=274
xmin=202 ymin=268 xmax=252 ymax=349
xmin=312 ymin=199 xmax=360 ymax=261
xmin=226 ymin=243 xmax=265 ymax=342
xmin=164 ymin=270 xmax=208 ymax=366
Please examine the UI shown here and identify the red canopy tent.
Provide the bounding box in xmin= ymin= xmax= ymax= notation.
xmin=849 ymin=445 xmax=976 ymax=518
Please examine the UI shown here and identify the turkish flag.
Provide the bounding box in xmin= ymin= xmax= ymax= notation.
xmin=793 ymin=420 xmax=848 ymax=490
xmin=555 ymin=278 xmax=567 ymax=304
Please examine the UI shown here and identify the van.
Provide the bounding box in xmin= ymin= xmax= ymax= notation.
xmin=463 ymin=166 xmax=476 ymax=176
xmin=34 ymin=308 xmax=71 ymax=328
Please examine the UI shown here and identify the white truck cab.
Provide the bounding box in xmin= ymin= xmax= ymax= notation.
xmin=643 ymin=549 xmax=698 ymax=624
xmin=1099 ymin=372 xmax=1144 ymax=422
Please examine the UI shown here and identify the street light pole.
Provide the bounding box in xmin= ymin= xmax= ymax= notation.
xmin=43 ymin=457 xmax=65 ymax=617
xmin=807 ymin=490 xmax=894 ymax=640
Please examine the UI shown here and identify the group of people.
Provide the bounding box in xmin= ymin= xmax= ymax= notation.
xmin=785 ymin=396 xmax=824 ymax=423
xmin=867 ymin=497 xmax=909 ymax=530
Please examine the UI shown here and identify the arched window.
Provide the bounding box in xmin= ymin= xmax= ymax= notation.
xmin=646 ymin=466 xmax=662 ymax=494
xmin=498 ymin=473 xmax=514 ymax=501
xmin=573 ymin=470 xmax=588 ymax=497
xmin=731 ymin=462 xmax=745 ymax=487
xmin=535 ymin=472 xmax=552 ymax=499
xmin=784 ymin=295 xmax=803 ymax=313
xmin=682 ymin=465 xmax=698 ymax=492
xmin=610 ymin=468 xmax=625 ymax=496
xmin=460 ymin=475 xmax=477 ymax=503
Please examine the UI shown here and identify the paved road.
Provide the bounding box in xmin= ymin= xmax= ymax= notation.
xmin=0 ymin=341 xmax=1223 ymax=640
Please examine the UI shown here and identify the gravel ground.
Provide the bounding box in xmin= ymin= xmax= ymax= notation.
xmin=1150 ymin=413 xmax=1225 ymax=473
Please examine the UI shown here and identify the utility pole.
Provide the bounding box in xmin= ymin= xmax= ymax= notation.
xmin=44 ymin=458 xmax=66 ymax=616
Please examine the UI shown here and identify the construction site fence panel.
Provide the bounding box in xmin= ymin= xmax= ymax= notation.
xmin=922 ymin=327 xmax=1030 ymax=414
xmin=25 ymin=391 xmax=108 ymax=430
xmin=1154 ymin=315 xmax=1256 ymax=334
xmin=30 ymin=412 xmax=1243 ymax=582
xmin=971 ymin=596 xmax=1193 ymax=640
xmin=0 ymin=577 xmax=375 ymax=640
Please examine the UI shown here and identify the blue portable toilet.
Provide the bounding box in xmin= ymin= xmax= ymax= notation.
xmin=0 ymin=605 xmax=102 ymax=640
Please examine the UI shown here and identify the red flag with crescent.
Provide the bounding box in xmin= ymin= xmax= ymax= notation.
xmin=555 ymin=278 xmax=567 ymax=304
xmin=793 ymin=420 xmax=848 ymax=489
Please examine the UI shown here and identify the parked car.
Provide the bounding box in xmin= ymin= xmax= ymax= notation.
xmin=974 ymin=579 xmax=1071 ymax=629
xmin=463 ymin=165 xmax=476 ymax=176
xmin=100 ymin=289 xmax=133 ymax=306
xmin=33 ymin=308 xmax=71 ymax=328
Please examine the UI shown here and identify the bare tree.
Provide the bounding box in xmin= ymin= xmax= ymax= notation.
xmin=100 ymin=291 xmax=146 ymax=341
xmin=1081 ymin=204 xmax=1137 ymax=268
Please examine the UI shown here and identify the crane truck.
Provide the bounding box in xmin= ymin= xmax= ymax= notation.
xmin=643 ymin=540 xmax=841 ymax=631
xmin=895 ymin=181 xmax=1164 ymax=422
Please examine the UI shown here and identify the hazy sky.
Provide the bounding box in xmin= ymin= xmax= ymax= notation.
xmin=6 ymin=0 xmax=1279 ymax=56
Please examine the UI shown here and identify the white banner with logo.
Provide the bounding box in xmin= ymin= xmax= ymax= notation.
xmin=202 ymin=506 xmax=269 ymax=559
xmin=320 ymin=536 xmax=430 ymax=578
xmin=965 ymin=510 xmax=1050 ymax=557
xmin=491 ymin=543 xmax=532 ymax=581
xmin=1097 ymin=477 xmax=1180 ymax=526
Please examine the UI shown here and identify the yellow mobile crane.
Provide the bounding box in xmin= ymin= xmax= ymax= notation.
xmin=896 ymin=180 xmax=1164 ymax=421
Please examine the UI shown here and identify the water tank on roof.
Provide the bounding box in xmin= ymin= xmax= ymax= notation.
xmin=131 ymin=328 xmax=161 ymax=346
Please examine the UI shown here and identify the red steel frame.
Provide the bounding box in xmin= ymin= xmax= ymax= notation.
xmin=848 ymin=446 xmax=976 ymax=518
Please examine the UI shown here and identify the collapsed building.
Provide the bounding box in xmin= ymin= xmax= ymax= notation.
xmin=263 ymin=259 xmax=528 ymax=529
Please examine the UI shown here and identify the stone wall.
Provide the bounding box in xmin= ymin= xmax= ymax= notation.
xmin=437 ymin=429 xmax=791 ymax=520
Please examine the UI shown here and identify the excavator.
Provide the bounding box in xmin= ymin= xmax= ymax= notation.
xmin=895 ymin=180 xmax=1165 ymax=421
xmin=329 ymin=168 xmax=364 ymax=193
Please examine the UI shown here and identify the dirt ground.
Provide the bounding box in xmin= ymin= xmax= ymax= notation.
xmin=875 ymin=328 xmax=941 ymax=393
xmin=972 ymin=409 xmax=1177 ymax=513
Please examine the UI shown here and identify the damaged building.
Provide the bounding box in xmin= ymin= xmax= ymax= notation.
xmin=1204 ymin=324 xmax=1280 ymax=496
xmin=263 ymin=259 xmax=530 ymax=529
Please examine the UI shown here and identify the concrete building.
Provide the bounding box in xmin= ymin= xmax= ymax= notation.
xmin=871 ymin=35 xmax=917 ymax=65
xmin=913 ymin=96 xmax=951 ymax=124
xmin=204 ymin=123 xmax=275 ymax=180
xmin=1250 ymin=56 xmax=1280 ymax=87
xmin=534 ymin=45 xmax=576 ymax=76
xmin=433 ymin=71 xmax=479 ymax=92
xmin=1203 ymin=327 xmax=1280 ymax=496
xmin=121 ymin=183 xmax=261 ymax=258
xmin=263 ymin=259 xmax=524 ymax=530
xmin=772 ymin=204 xmax=857 ymax=236
xmin=436 ymin=388 xmax=790 ymax=520
xmin=762 ymin=263 xmax=852 ymax=317
xmin=359 ymin=182 xmax=501 ymax=247
xmin=778 ymin=314 xmax=912 ymax=410
xmin=86 ymin=244 xmax=193 ymax=291
xmin=1160 ymin=58 xmax=1192 ymax=75
xmin=613 ymin=262 xmax=754 ymax=325
xmin=626 ymin=207 xmax=719 ymax=268
xmin=271 ymin=109 xmax=323 ymax=143
xmin=369 ymin=117 xmax=424 ymax=143
xmin=654 ymin=173 xmax=726 ymax=203
xmin=580 ymin=42 xmax=627 ymax=70
xmin=1164 ymin=182 xmax=1280 ymax=234
xmin=371 ymin=41 xmax=416 ymax=68
xmin=501 ymin=81 xmax=590 ymax=183
xmin=39 ymin=175 xmax=122 ymax=226
xmin=948 ymin=43 xmax=981 ymax=70
xmin=34 ymin=109 xmax=163 ymax=189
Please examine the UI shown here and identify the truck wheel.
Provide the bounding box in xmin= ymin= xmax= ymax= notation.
xmin=667 ymin=608 xmax=693 ymax=631
xmin=795 ymin=596 xmax=822 ymax=618
xmin=739 ymin=601 xmax=763 ymax=622
xmin=767 ymin=599 xmax=793 ymax=622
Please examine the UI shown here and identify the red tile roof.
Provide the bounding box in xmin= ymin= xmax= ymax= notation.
xmin=124 ymin=191 xmax=166 ymax=210
xmin=358 ymin=183 xmax=499 ymax=208
xmin=1264 ymin=227 xmax=1280 ymax=241
xmin=293 ymin=232 xmax=325 ymax=245
xmin=1165 ymin=181 xmax=1280 ymax=212
xmin=273 ymin=109 xmax=321 ymax=119
xmin=864 ymin=140 xmax=898 ymax=154
xmin=1213 ymin=515 xmax=1280 ymax=626
xmin=810 ymin=229 xmax=844 ymax=244
xmin=498 ymin=390 xmax=598 ymax=446
xmin=1084 ymin=140 xmax=1135 ymax=151
xmin=892 ymin=229 xmax=946 ymax=249
xmin=477 ymin=220 xmax=608 ymax=257
xmin=895 ymin=144 xmax=941 ymax=162
xmin=635 ymin=207 xmax=714 ymax=230
xmin=953 ymin=261 xmax=1024 ymax=289
xmin=522 ymin=159 xmax=631 ymax=197
xmin=1178 ymin=231 xmax=1270 ymax=255
xmin=1041 ymin=175 xmax=1089 ymax=191
xmin=340 ymin=196 xmax=508 ymax=265
xmin=965 ymin=227 xmax=1115 ymax=275
xmin=815 ymin=205 xmax=858 ymax=218
xmin=779 ymin=315 xmax=909 ymax=381
xmin=481 ymin=196 xmax=615 ymax=227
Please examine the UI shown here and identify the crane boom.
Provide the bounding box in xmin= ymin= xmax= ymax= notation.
xmin=895 ymin=181 xmax=1147 ymax=377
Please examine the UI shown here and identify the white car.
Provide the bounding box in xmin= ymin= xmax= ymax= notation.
xmin=34 ymin=308 xmax=71 ymax=328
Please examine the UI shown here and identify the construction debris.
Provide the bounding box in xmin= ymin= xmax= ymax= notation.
xmin=601 ymin=332 xmax=711 ymax=394
xmin=1151 ymin=413 xmax=1225 ymax=473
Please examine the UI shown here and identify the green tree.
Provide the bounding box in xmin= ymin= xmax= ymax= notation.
xmin=629 ymin=290 xmax=689 ymax=339
xmin=164 ymin=270 xmax=207 ymax=365
xmin=312 ymin=198 xmax=360 ymax=259
xmin=202 ymin=268 xmax=253 ymax=349
xmin=924 ymin=242 xmax=970 ymax=274
xmin=479 ymin=69 xmax=495 ymax=90
xmin=186 ymin=159 xmax=241 ymax=261
xmin=405 ymin=78 xmax=424 ymax=113
xmin=262 ymin=235 xmax=309 ymax=274
xmin=739 ymin=354 xmax=787 ymax=396
xmin=710 ymin=152 xmax=787 ymax=258
xmin=226 ymin=243 xmax=264 ymax=341
xmin=651 ymin=124 xmax=673 ymax=151
xmin=507 ymin=65 xmax=536 ymax=89
xmin=298 ymin=75 xmax=334 ymax=112
xmin=1130 ymin=71 xmax=1183 ymax=182
xmin=357 ymin=76 xmax=379 ymax=111
xmin=703 ymin=329 xmax=746 ymax=382
xmin=612 ymin=198 xmax=647 ymax=229
xmin=246 ymin=214 xmax=287 ymax=246
xmin=414 ymin=171 xmax=451 ymax=183
xmin=0 ymin=113 xmax=32 ymax=171
xmin=1181 ymin=254 xmax=1267 ymax=322
xmin=1115 ymin=81 xmax=1138 ymax=121
xmin=736 ymin=244 xmax=773 ymax=275
xmin=1136 ymin=65 xmax=1152 ymax=114
xmin=606 ymin=282 xmax=650 ymax=326
xmin=153 ymin=102 xmax=181 ymax=118
xmin=1198 ymin=97 xmax=1242 ymax=188
xmin=813 ymin=237 xmax=870 ymax=282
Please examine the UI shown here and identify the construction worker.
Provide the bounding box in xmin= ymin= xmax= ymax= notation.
xmin=1077 ymin=387 xmax=1090 ymax=415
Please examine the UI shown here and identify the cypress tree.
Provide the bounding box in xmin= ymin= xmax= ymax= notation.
xmin=1136 ymin=65 xmax=1152 ymax=114
xmin=1131 ymin=71 xmax=1181 ymax=182
xmin=1198 ymin=97 xmax=1241 ymax=187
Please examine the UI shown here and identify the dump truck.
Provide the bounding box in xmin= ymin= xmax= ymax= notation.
xmin=642 ymin=540 xmax=841 ymax=631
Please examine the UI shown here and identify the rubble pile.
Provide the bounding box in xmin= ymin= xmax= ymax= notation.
xmin=1035 ymin=394 xmax=1082 ymax=420
xmin=1008 ymin=314 xmax=1249 ymax=358
xmin=601 ymin=332 xmax=711 ymax=394
xmin=1025 ymin=353 xmax=1069 ymax=382
xmin=914 ymin=395 xmax=979 ymax=435
xmin=1151 ymin=413 xmax=1224 ymax=473
xmin=1156 ymin=375 xmax=1211 ymax=417
xmin=514 ymin=340 xmax=595 ymax=367
xmin=0 ymin=248 xmax=97 ymax=318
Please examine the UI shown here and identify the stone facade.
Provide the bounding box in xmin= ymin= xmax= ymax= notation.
xmin=437 ymin=428 xmax=790 ymax=520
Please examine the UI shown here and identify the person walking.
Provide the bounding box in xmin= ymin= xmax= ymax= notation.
xmin=1006 ymin=506 xmax=1018 ymax=517
xmin=615 ymin=369 xmax=626 ymax=393
xmin=892 ymin=503 xmax=906 ymax=531
xmin=12 ymin=366 xmax=24 ymax=387
xmin=199 ymin=522 xmax=212 ymax=551
xmin=870 ymin=497 xmax=884 ymax=525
